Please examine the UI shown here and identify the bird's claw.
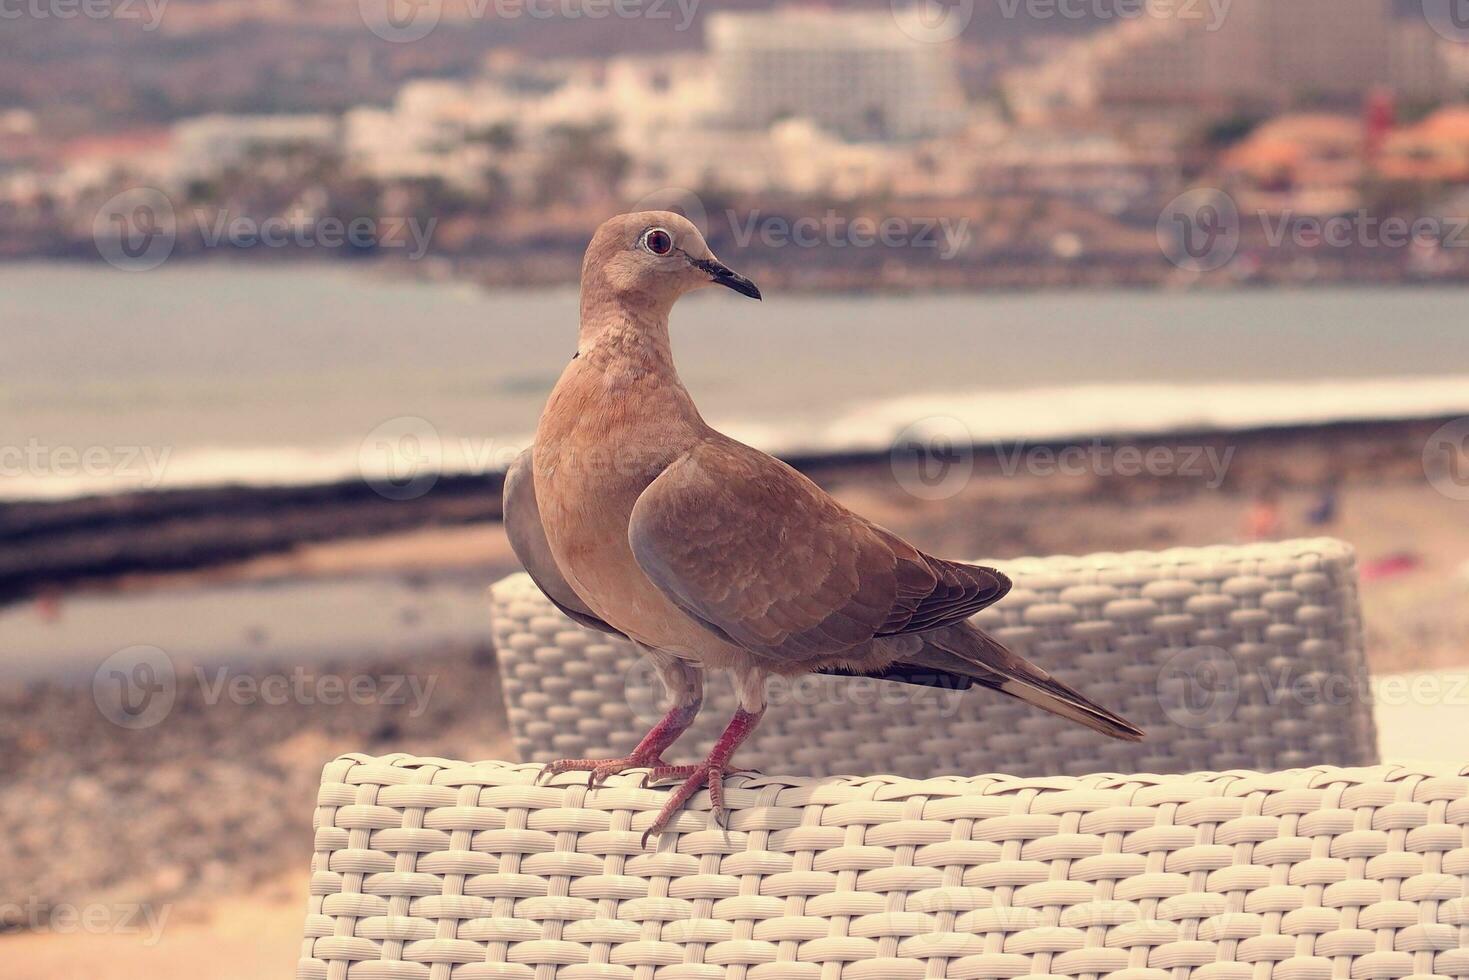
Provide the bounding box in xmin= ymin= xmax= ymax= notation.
xmin=643 ymin=763 xmax=749 ymax=785
xmin=588 ymin=759 xmax=645 ymax=788
xmin=538 ymin=754 xmax=669 ymax=788
xmin=639 ymin=760 xmax=737 ymax=848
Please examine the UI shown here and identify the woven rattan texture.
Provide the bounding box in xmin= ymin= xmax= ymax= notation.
xmin=490 ymin=539 xmax=1378 ymax=779
xmin=298 ymin=755 xmax=1469 ymax=980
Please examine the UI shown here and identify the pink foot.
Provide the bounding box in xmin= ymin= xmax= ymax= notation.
xmin=640 ymin=761 xmax=738 ymax=847
xmin=639 ymin=706 xmax=764 ymax=848
xmin=537 ymin=697 xmax=703 ymax=789
xmin=537 ymin=751 xmax=669 ymax=787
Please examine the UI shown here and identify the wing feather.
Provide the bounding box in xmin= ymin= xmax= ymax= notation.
xmin=628 ymin=436 xmax=1009 ymax=662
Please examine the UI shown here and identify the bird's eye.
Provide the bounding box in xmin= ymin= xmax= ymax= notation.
xmin=642 ymin=228 xmax=673 ymax=255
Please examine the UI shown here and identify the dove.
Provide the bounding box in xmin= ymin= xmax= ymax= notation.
xmin=505 ymin=211 xmax=1143 ymax=843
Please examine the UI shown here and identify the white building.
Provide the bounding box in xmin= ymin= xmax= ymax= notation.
xmin=973 ymin=130 xmax=1177 ymax=207
xmin=344 ymin=56 xmax=718 ymax=194
xmin=344 ymin=80 xmax=519 ymax=190
xmin=707 ymin=9 xmax=966 ymax=142
xmin=171 ymin=114 xmax=339 ymax=179
xmin=342 ymin=34 xmax=972 ymax=201
xmin=624 ymin=119 xmax=902 ymax=199
xmin=1007 ymin=0 xmax=1458 ymax=123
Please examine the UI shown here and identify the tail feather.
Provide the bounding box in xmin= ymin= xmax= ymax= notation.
xmin=913 ymin=624 xmax=1145 ymax=742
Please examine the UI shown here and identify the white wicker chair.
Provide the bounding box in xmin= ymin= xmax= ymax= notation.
xmin=297 ymin=754 xmax=1469 ymax=980
xmin=489 ymin=539 xmax=1379 ymax=779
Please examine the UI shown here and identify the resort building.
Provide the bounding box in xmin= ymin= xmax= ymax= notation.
xmin=171 ymin=114 xmax=339 ymax=179
xmin=706 ymin=9 xmax=967 ymax=141
xmin=1007 ymin=0 xmax=1458 ymax=124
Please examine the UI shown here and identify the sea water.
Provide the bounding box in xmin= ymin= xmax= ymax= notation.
xmin=4 ymin=262 xmax=1468 ymax=500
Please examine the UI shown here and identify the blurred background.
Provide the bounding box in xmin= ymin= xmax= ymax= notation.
xmin=4 ymin=0 xmax=1469 ymax=975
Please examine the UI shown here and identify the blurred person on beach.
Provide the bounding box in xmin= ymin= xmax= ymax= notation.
xmin=1245 ymin=486 xmax=1283 ymax=542
xmin=1306 ymin=475 xmax=1341 ymax=528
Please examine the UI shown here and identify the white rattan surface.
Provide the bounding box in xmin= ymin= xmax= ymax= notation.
xmin=298 ymin=755 xmax=1469 ymax=980
xmin=490 ymin=539 xmax=1379 ymax=779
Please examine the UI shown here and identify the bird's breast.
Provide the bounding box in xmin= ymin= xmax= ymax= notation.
xmin=532 ymin=371 xmax=706 ymax=652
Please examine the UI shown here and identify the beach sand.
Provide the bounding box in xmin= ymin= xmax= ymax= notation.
xmin=4 ymin=421 xmax=1468 ymax=975
xmin=5 ymin=876 xmax=308 ymax=980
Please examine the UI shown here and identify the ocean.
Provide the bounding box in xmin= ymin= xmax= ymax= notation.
xmin=4 ymin=262 xmax=1469 ymax=501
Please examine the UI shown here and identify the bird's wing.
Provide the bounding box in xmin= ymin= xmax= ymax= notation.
xmin=503 ymin=448 xmax=625 ymax=638
xmin=627 ymin=436 xmax=1009 ymax=661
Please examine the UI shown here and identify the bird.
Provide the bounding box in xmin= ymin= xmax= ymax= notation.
xmin=504 ymin=210 xmax=1144 ymax=844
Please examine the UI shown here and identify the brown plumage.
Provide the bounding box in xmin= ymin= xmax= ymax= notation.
xmin=507 ymin=211 xmax=1143 ymax=844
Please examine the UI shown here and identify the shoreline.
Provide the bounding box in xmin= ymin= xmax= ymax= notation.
xmin=10 ymin=239 xmax=1469 ymax=294
xmin=2 ymin=413 xmax=1460 ymax=606
xmin=13 ymin=252 xmax=1469 ymax=293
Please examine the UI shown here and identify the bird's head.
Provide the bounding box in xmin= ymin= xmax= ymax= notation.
xmin=582 ymin=211 xmax=762 ymax=314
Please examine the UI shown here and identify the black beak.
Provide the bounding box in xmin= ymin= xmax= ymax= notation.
xmin=695 ymin=258 xmax=762 ymax=300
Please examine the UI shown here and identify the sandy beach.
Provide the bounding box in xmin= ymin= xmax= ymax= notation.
xmin=4 ymin=417 xmax=1469 ymax=976
xmin=4 ymin=876 xmax=308 ymax=980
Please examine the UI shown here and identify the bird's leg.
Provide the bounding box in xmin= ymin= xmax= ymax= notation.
xmin=539 ymin=699 xmax=699 ymax=786
xmin=538 ymin=656 xmax=702 ymax=786
xmin=641 ymin=707 xmax=764 ymax=844
xmin=642 ymin=666 xmax=767 ymax=845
